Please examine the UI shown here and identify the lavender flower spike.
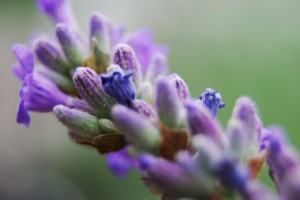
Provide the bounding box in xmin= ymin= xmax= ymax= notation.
xmin=56 ymin=23 xmax=85 ymax=67
xmin=73 ymin=67 xmax=116 ymax=118
xmin=112 ymin=105 xmax=161 ymax=152
xmin=17 ymin=73 xmax=70 ymax=126
xmin=37 ymin=0 xmax=79 ymax=31
xmin=168 ymin=73 xmax=190 ymax=103
xmin=199 ymin=88 xmax=225 ymax=117
xmin=113 ymin=44 xmax=142 ymax=87
xmin=156 ymin=77 xmax=185 ymax=129
xmin=186 ymin=101 xmax=226 ymax=148
xmin=101 ymin=70 xmax=136 ymax=106
xmin=11 ymin=43 xmax=34 ymax=80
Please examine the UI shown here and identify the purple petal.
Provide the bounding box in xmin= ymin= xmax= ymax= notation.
xmin=11 ymin=44 xmax=34 ymax=80
xmin=106 ymin=148 xmax=135 ymax=178
xmin=16 ymin=100 xmax=31 ymax=127
xmin=37 ymin=0 xmax=78 ymax=31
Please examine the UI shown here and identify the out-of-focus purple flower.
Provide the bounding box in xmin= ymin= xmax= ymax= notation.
xmin=156 ymin=77 xmax=184 ymax=128
xmin=89 ymin=12 xmax=110 ymax=53
xmin=17 ymin=73 xmax=69 ymax=126
xmin=280 ymin=168 xmax=300 ymax=200
xmin=34 ymin=40 xmax=70 ymax=73
xmin=242 ymin=182 xmax=277 ymax=200
xmin=37 ymin=0 xmax=79 ymax=31
xmin=106 ymin=147 xmax=136 ymax=178
xmin=186 ymin=101 xmax=226 ymax=148
xmin=126 ymin=29 xmax=168 ymax=73
xmin=212 ymin=156 xmax=248 ymax=192
xmin=55 ymin=23 xmax=85 ymax=67
xmin=199 ymin=88 xmax=225 ymax=117
xmin=131 ymin=99 xmax=157 ymax=120
xmin=264 ymin=126 xmax=299 ymax=183
xmin=139 ymin=154 xmax=214 ymax=199
xmin=113 ymin=44 xmax=141 ymax=86
xmin=145 ymin=53 xmax=168 ymax=82
xmin=112 ymin=105 xmax=161 ymax=152
xmin=168 ymin=73 xmax=190 ymax=103
xmin=11 ymin=44 xmax=34 ymax=80
xmin=101 ymin=70 xmax=136 ymax=106
xmin=73 ymin=67 xmax=116 ymax=118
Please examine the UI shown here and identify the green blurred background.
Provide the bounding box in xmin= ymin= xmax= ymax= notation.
xmin=1 ymin=0 xmax=300 ymax=199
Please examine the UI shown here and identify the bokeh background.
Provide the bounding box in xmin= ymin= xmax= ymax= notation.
xmin=1 ymin=0 xmax=300 ymax=199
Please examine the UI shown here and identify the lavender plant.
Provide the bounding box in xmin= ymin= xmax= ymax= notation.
xmin=11 ymin=0 xmax=300 ymax=199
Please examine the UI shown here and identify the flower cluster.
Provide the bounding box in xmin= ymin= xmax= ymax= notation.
xmin=12 ymin=0 xmax=300 ymax=199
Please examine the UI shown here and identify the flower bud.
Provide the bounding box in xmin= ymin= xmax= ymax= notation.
xmin=35 ymin=40 xmax=70 ymax=73
xmin=145 ymin=53 xmax=168 ymax=82
xmin=168 ymin=73 xmax=190 ymax=102
xmin=101 ymin=70 xmax=136 ymax=106
xmin=36 ymin=67 xmax=75 ymax=93
xmin=113 ymin=44 xmax=141 ymax=87
xmin=54 ymin=105 xmax=102 ymax=138
xmin=73 ymin=67 xmax=116 ymax=118
xmin=55 ymin=23 xmax=85 ymax=67
xmin=140 ymin=81 xmax=153 ymax=103
xmin=186 ymin=101 xmax=226 ymax=148
xmin=199 ymin=88 xmax=225 ymax=117
xmin=112 ymin=105 xmax=161 ymax=152
xmin=156 ymin=77 xmax=185 ymax=129
xmin=98 ymin=119 xmax=118 ymax=134
xmin=131 ymin=99 xmax=157 ymax=120
xmin=89 ymin=12 xmax=110 ymax=54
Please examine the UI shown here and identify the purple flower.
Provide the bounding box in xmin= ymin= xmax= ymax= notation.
xmin=199 ymin=88 xmax=225 ymax=117
xmin=101 ymin=70 xmax=136 ymax=106
xmin=106 ymin=147 xmax=136 ymax=178
xmin=37 ymin=0 xmax=79 ymax=31
xmin=145 ymin=53 xmax=168 ymax=82
xmin=126 ymin=28 xmax=168 ymax=73
xmin=11 ymin=44 xmax=34 ymax=80
xmin=264 ymin=126 xmax=299 ymax=183
xmin=17 ymin=72 xmax=70 ymax=126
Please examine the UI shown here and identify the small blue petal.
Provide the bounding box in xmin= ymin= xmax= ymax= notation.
xmin=199 ymin=88 xmax=225 ymax=117
xmin=101 ymin=71 xmax=136 ymax=106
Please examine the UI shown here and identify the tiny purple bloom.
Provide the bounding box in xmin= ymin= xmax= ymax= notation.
xmin=199 ymin=88 xmax=225 ymax=117
xmin=106 ymin=147 xmax=136 ymax=178
xmin=17 ymin=72 xmax=69 ymax=126
xmin=101 ymin=70 xmax=136 ymax=106
xmin=11 ymin=44 xmax=34 ymax=80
